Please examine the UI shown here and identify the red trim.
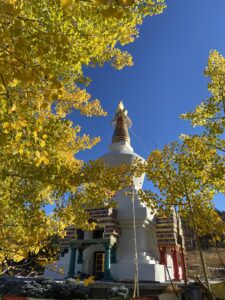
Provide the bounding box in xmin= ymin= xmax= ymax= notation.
xmin=172 ymin=249 xmax=180 ymax=281
xmin=159 ymin=246 xmax=167 ymax=265
xmin=180 ymin=251 xmax=187 ymax=281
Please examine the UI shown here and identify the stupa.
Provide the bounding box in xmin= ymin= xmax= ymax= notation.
xmin=44 ymin=102 xmax=185 ymax=282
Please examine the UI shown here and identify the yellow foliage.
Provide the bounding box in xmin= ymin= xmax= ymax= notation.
xmin=181 ymin=51 xmax=225 ymax=136
xmin=178 ymin=51 xmax=225 ymax=235
xmin=61 ymin=0 xmax=73 ymax=8
xmin=83 ymin=276 xmax=95 ymax=286
xmin=0 ymin=0 xmax=165 ymax=268
xmin=135 ymin=135 xmax=225 ymax=237
xmin=133 ymin=52 xmax=224 ymax=242
xmin=118 ymin=0 xmax=134 ymax=6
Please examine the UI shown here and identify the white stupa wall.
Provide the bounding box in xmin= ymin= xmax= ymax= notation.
xmin=44 ymin=102 xmax=168 ymax=282
xmin=166 ymin=254 xmax=174 ymax=280
xmin=82 ymin=244 xmax=104 ymax=275
xmin=44 ymin=251 xmax=70 ymax=280
xmin=99 ymin=139 xmax=166 ymax=282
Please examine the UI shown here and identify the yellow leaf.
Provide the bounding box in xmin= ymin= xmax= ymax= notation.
xmin=11 ymin=103 xmax=16 ymax=111
xmin=40 ymin=102 xmax=48 ymax=109
xmin=102 ymin=7 xmax=123 ymax=18
xmin=40 ymin=140 xmax=46 ymax=148
xmin=3 ymin=122 xmax=9 ymax=129
xmin=20 ymin=120 xmax=27 ymax=127
xmin=83 ymin=279 xmax=89 ymax=286
xmin=15 ymin=132 xmax=22 ymax=141
xmin=61 ymin=0 xmax=72 ymax=8
xmin=93 ymin=0 xmax=108 ymax=4
xmin=35 ymin=151 xmax=40 ymax=157
xmin=33 ymin=131 xmax=38 ymax=140
xmin=118 ymin=0 xmax=133 ymax=5
xmin=43 ymin=157 xmax=49 ymax=165
xmin=8 ymin=104 xmax=17 ymax=114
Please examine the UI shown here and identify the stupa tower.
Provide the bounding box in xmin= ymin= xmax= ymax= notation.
xmin=111 ymin=101 xmax=132 ymax=144
xmin=98 ymin=102 xmax=165 ymax=281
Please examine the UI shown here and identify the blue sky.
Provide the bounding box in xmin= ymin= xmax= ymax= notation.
xmin=71 ymin=0 xmax=225 ymax=211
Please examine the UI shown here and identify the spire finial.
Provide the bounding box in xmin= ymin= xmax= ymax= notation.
xmin=118 ymin=100 xmax=124 ymax=111
xmin=111 ymin=101 xmax=132 ymax=144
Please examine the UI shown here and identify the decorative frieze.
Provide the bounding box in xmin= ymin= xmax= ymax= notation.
xmin=59 ymin=208 xmax=120 ymax=252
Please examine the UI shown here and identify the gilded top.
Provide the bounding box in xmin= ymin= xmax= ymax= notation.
xmin=111 ymin=101 xmax=132 ymax=144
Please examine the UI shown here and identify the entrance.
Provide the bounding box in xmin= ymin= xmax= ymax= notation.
xmin=93 ymin=251 xmax=105 ymax=279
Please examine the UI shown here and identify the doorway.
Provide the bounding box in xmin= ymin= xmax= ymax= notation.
xmin=93 ymin=251 xmax=105 ymax=279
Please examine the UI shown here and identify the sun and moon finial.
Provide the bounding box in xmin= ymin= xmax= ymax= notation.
xmin=112 ymin=101 xmax=132 ymax=128
xmin=111 ymin=101 xmax=132 ymax=144
xmin=118 ymin=100 xmax=124 ymax=110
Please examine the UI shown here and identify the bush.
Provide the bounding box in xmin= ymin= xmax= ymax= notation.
xmin=0 ymin=277 xmax=89 ymax=299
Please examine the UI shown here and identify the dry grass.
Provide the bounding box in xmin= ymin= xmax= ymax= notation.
xmin=186 ymin=248 xmax=225 ymax=279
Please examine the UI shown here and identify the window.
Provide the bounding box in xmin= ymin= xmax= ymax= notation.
xmin=93 ymin=229 xmax=104 ymax=239
xmin=77 ymin=229 xmax=84 ymax=240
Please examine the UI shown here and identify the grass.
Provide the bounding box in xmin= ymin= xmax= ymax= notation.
xmin=186 ymin=248 xmax=225 ymax=279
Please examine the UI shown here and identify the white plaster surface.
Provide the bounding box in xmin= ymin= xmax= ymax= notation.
xmin=82 ymin=244 xmax=104 ymax=275
xmin=44 ymin=251 xmax=70 ymax=280
xmin=165 ymin=254 xmax=174 ymax=280
xmin=99 ymin=141 xmax=166 ymax=282
xmin=111 ymin=263 xmax=165 ymax=282
xmin=99 ymin=143 xmax=145 ymax=191
xmin=44 ymin=140 xmax=167 ymax=282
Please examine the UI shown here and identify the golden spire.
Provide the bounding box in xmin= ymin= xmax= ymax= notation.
xmin=111 ymin=101 xmax=132 ymax=144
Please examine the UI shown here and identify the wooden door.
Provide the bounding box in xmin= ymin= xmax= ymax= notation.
xmin=94 ymin=251 xmax=105 ymax=278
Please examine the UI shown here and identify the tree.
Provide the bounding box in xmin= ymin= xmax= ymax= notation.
xmin=0 ymin=0 xmax=166 ymax=265
xmin=135 ymin=136 xmax=224 ymax=296
xmin=180 ymin=51 xmax=225 ymax=175
xmin=136 ymin=135 xmax=224 ymax=235
xmin=179 ymin=50 xmax=225 ymax=238
xmin=181 ymin=51 xmax=225 ymax=137
xmin=133 ymin=51 xmax=225 ymax=242
xmin=134 ymin=51 xmax=225 ymax=297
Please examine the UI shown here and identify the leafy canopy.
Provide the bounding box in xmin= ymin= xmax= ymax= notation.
xmin=134 ymin=51 xmax=225 ymax=238
xmin=181 ymin=51 xmax=225 ymax=137
xmin=0 ymin=0 xmax=166 ymax=265
xmin=136 ymin=135 xmax=225 ymax=236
